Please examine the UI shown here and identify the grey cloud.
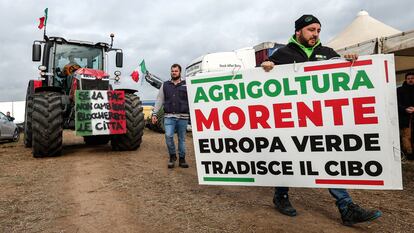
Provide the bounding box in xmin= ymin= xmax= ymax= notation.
xmin=0 ymin=0 xmax=413 ymax=102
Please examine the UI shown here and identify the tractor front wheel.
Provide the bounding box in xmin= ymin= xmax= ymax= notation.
xmin=111 ymin=93 xmax=144 ymax=151
xmin=32 ymin=92 xmax=63 ymax=158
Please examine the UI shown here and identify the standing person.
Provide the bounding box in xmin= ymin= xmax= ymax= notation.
xmin=152 ymin=64 xmax=190 ymax=168
xmin=261 ymin=14 xmax=382 ymax=226
xmin=397 ymin=72 xmax=414 ymax=160
xmin=6 ymin=111 xmax=14 ymax=121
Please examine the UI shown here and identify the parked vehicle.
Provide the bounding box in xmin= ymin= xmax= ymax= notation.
xmin=0 ymin=111 xmax=20 ymax=142
xmin=185 ymin=42 xmax=283 ymax=77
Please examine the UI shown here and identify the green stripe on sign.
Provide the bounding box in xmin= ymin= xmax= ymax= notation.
xmin=190 ymin=74 xmax=242 ymax=84
xmin=203 ymin=177 xmax=255 ymax=182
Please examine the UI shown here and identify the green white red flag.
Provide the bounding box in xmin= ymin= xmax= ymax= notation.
xmin=131 ymin=60 xmax=148 ymax=82
xmin=38 ymin=8 xmax=48 ymax=29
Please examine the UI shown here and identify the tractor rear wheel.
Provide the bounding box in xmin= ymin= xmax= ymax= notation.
xmin=155 ymin=106 xmax=165 ymax=133
xmin=111 ymin=93 xmax=144 ymax=151
xmin=145 ymin=106 xmax=165 ymax=133
xmin=32 ymin=92 xmax=63 ymax=158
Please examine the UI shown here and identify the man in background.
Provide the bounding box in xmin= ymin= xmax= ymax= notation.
xmin=397 ymin=72 xmax=414 ymax=160
xmin=152 ymin=64 xmax=190 ymax=169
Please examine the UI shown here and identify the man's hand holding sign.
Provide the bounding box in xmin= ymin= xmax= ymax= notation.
xmin=187 ymin=14 xmax=400 ymax=226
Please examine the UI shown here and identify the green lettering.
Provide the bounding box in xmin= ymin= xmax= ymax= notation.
xmin=352 ymin=70 xmax=374 ymax=90
xmin=312 ymin=74 xmax=330 ymax=93
xmin=247 ymin=81 xmax=262 ymax=98
xmin=294 ymin=76 xmax=311 ymax=94
xmin=332 ymin=72 xmax=350 ymax=92
xmin=194 ymin=87 xmax=209 ymax=103
xmin=283 ymin=78 xmax=298 ymax=96
xmin=239 ymin=82 xmax=246 ymax=99
xmin=224 ymin=84 xmax=238 ymax=101
xmin=263 ymin=79 xmax=282 ymax=97
xmin=209 ymin=85 xmax=223 ymax=102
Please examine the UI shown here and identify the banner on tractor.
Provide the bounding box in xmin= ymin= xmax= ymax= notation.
xmin=75 ymin=90 xmax=126 ymax=136
xmin=187 ymin=54 xmax=402 ymax=190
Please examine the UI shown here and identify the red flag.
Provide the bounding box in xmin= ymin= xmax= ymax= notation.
xmin=38 ymin=16 xmax=45 ymax=29
xmin=131 ymin=70 xmax=139 ymax=82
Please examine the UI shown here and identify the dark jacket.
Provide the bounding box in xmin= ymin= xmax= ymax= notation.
xmin=268 ymin=41 xmax=339 ymax=65
xmin=162 ymin=80 xmax=189 ymax=114
xmin=397 ymin=81 xmax=414 ymax=128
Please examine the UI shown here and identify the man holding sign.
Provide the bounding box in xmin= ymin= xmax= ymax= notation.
xmin=261 ymin=14 xmax=381 ymax=226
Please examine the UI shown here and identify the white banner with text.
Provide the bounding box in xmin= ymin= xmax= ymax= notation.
xmin=187 ymin=54 xmax=402 ymax=189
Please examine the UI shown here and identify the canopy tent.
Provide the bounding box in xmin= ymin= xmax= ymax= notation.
xmin=327 ymin=10 xmax=401 ymax=50
xmin=327 ymin=11 xmax=414 ymax=85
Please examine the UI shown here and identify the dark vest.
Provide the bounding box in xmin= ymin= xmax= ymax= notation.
xmin=163 ymin=80 xmax=189 ymax=114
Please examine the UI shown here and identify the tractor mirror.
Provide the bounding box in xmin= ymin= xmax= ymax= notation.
xmin=116 ymin=51 xmax=123 ymax=68
xmin=32 ymin=44 xmax=41 ymax=62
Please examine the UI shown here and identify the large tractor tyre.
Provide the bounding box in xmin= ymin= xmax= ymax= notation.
xmin=24 ymin=81 xmax=35 ymax=147
xmin=111 ymin=93 xmax=144 ymax=151
xmin=155 ymin=107 xmax=165 ymax=133
xmin=32 ymin=92 xmax=63 ymax=158
xmin=145 ymin=107 xmax=165 ymax=133
xmin=83 ymin=135 xmax=110 ymax=145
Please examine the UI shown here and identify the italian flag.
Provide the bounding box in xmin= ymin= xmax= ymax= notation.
xmin=75 ymin=90 xmax=126 ymax=136
xmin=131 ymin=59 xmax=148 ymax=82
xmin=38 ymin=8 xmax=48 ymax=29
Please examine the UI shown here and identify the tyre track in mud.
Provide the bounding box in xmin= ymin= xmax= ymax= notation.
xmin=61 ymin=132 xmax=148 ymax=232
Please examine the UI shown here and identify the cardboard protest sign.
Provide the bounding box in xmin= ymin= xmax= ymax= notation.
xmin=75 ymin=90 xmax=126 ymax=136
xmin=187 ymin=54 xmax=402 ymax=189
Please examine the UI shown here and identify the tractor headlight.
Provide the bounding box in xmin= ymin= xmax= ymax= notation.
xmin=114 ymin=70 xmax=121 ymax=76
xmin=38 ymin=65 xmax=47 ymax=71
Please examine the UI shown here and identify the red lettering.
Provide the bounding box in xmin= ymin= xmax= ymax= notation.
xmin=325 ymin=98 xmax=349 ymax=125
xmin=273 ymin=103 xmax=294 ymax=128
xmin=223 ymin=106 xmax=246 ymax=130
xmin=195 ymin=108 xmax=220 ymax=131
xmin=248 ymin=105 xmax=271 ymax=129
xmin=353 ymin=97 xmax=378 ymax=124
xmin=297 ymin=101 xmax=323 ymax=127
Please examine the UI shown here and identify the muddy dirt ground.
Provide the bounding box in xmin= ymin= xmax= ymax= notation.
xmin=1 ymin=129 xmax=413 ymax=233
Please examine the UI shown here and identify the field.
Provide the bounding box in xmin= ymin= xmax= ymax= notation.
xmin=1 ymin=129 xmax=413 ymax=233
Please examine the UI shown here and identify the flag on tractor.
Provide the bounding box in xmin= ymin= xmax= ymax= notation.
xmin=131 ymin=60 xmax=148 ymax=82
xmin=38 ymin=8 xmax=48 ymax=29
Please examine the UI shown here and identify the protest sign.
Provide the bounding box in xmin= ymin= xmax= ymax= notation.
xmin=75 ymin=90 xmax=126 ymax=136
xmin=187 ymin=54 xmax=402 ymax=189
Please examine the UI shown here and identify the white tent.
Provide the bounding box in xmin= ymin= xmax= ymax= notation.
xmin=327 ymin=10 xmax=401 ymax=50
xmin=327 ymin=11 xmax=414 ymax=85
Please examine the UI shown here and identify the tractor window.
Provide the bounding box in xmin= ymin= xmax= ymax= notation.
xmin=54 ymin=44 xmax=103 ymax=74
xmin=53 ymin=43 xmax=104 ymax=90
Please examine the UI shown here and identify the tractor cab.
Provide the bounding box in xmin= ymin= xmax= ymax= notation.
xmin=32 ymin=36 xmax=123 ymax=94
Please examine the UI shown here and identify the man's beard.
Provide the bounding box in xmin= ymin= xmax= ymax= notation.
xmin=298 ymin=33 xmax=317 ymax=47
xmin=171 ymin=75 xmax=180 ymax=80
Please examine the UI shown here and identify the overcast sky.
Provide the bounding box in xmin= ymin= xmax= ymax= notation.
xmin=0 ymin=0 xmax=412 ymax=102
